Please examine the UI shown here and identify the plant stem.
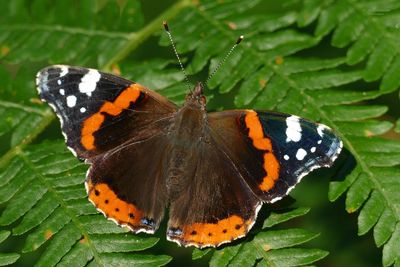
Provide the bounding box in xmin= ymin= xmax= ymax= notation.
xmin=0 ymin=110 xmax=55 ymax=169
xmin=102 ymin=0 xmax=192 ymax=71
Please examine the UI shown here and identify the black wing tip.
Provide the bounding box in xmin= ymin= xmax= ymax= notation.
xmin=36 ymin=64 xmax=70 ymax=77
xmin=327 ymin=137 xmax=343 ymax=165
xmin=36 ymin=65 xmax=70 ymax=92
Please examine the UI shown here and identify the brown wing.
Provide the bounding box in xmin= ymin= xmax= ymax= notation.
xmin=207 ymin=110 xmax=342 ymax=203
xmin=36 ymin=65 xmax=177 ymax=159
xmin=37 ymin=65 xmax=178 ymax=233
xmin=166 ymin=109 xmax=342 ymax=247
xmin=166 ymin=133 xmax=261 ymax=248
xmin=86 ymin=124 xmax=172 ymax=233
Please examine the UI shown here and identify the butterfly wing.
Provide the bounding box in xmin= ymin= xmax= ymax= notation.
xmin=36 ymin=65 xmax=177 ymax=159
xmin=166 ymin=135 xmax=261 ymax=248
xmin=208 ymin=109 xmax=343 ymax=203
xmin=86 ymin=133 xmax=171 ymax=233
xmin=166 ymin=109 xmax=341 ymax=248
xmin=36 ymin=65 xmax=177 ymax=233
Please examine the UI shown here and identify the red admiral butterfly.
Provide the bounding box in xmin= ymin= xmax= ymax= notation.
xmin=36 ymin=28 xmax=342 ymax=249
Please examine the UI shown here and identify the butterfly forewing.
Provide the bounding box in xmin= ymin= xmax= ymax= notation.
xmin=36 ymin=65 xmax=177 ymax=159
xmin=208 ymin=110 xmax=342 ymax=203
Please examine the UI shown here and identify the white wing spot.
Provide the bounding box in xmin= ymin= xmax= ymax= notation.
xmin=286 ymin=115 xmax=302 ymax=142
xmin=284 ymin=155 xmax=290 ymax=160
xmin=59 ymin=89 xmax=65 ymax=95
xmin=80 ymin=107 xmax=86 ymax=113
xmin=59 ymin=66 xmax=68 ymax=77
xmin=317 ymin=124 xmax=327 ymax=137
xmin=311 ymin=147 xmax=316 ymax=153
xmin=317 ymin=140 xmax=322 ymax=145
xmin=66 ymin=95 xmax=77 ymax=107
xmin=57 ymin=80 xmax=62 ymax=85
xmin=79 ymin=69 xmax=101 ymax=97
xmin=296 ymin=148 xmax=307 ymax=160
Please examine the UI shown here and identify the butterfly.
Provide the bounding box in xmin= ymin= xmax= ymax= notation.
xmin=35 ymin=64 xmax=342 ymax=248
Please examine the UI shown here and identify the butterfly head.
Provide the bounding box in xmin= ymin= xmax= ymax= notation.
xmin=185 ymin=82 xmax=206 ymax=108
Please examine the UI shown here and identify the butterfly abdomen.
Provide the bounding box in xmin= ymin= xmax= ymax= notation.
xmin=166 ymin=105 xmax=208 ymax=199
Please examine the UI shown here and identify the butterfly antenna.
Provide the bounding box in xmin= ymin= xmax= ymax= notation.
xmin=163 ymin=21 xmax=192 ymax=91
xmin=206 ymin=35 xmax=244 ymax=85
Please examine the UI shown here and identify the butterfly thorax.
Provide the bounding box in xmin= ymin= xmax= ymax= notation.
xmin=166 ymin=82 xmax=209 ymax=199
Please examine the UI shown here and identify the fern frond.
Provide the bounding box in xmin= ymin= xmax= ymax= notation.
xmin=0 ymin=102 xmax=53 ymax=169
xmin=0 ymin=0 xmax=191 ymax=68
xmin=194 ymin=208 xmax=327 ymax=266
xmin=395 ymin=118 xmax=400 ymax=133
xmin=299 ymin=0 xmax=400 ymax=93
xmin=0 ymin=231 xmax=19 ymax=266
xmin=0 ymin=1 xmax=140 ymax=67
xmin=0 ymin=142 xmax=171 ymax=266
xmin=164 ymin=1 xmax=399 ymax=265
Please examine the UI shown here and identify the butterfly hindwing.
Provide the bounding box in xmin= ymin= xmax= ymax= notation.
xmin=36 ymin=65 xmax=177 ymax=159
xmin=208 ymin=110 xmax=342 ymax=203
xmin=86 ymin=133 xmax=171 ymax=233
xmin=166 ymin=133 xmax=261 ymax=248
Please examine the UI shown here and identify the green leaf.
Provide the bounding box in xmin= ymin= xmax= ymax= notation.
xmin=297 ymin=0 xmax=321 ymax=27
xmin=35 ymin=223 xmax=82 ymax=267
xmin=373 ymin=209 xmax=396 ymax=247
xmin=323 ymin=105 xmax=388 ymax=121
xmin=0 ymin=1 xmax=145 ymax=67
xmin=0 ymin=231 xmax=19 ymax=266
xmin=357 ymin=191 xmax=385 ymax=235
xmin=292 ymin=70 xmax=362 ymax=90
xmin=192 ymin=248 xmax=212 ymax=260
xmin=261 ymin=248 xmax=329 ymax=267
xmin=303 ymin=0 xmax=400 ymax=92
xmin=382 ymin=224 xmax=400 ymax=266
xmin=13 ymin=193 xmax=60 ymax=235
xmin=263 ymin=207 xmax=311 ymax=228
xmin=0 ymin=254 xmax=20 ymax=267
xmin=99 ymin=254 xmax=172 ymax=267
xmin=56 ymin=242 xmax=93 ymax=267
xmin=253 ymin=229 xmax=319 ymax=250
xmin=0 ymin=231 xmax=9 ymax=244
xmin=328 ymin=166 xmax=360 ymax=202
xmin=208 ymin=210 xmax=326 ymax=266
xmin=395 ymin=118 xmax=400 ymax=133
xmin=210 ymin=245 xmax=242 ymax=267
xmin=345 ymin=173 xmax=372 ymax=213
xmin=335 ymin=121 xmax=393 ymax=137
xmin=90 ymin=234 xmax=159 ymax=253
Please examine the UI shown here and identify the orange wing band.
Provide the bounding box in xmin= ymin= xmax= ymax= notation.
xmin=244 ymin=110 xmax=280 ymax=191
xmin=81 ymin=84 xmax=142 ymax=150
xmin=88 ymin=182 xmax=143 ymax=227
xmin=178 ymin=215 xmax=251 ymax=246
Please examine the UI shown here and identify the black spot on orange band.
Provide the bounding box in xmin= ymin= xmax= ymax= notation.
xmin=170 ymin=215 xmax=251 ymax=246
xmin=81 ymin=84 xmax=143 ymax=150
xmin=244 ymin=110 xmax=280 ymax=191
xmin=88 ymin=181 xmax=143 ymax=227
